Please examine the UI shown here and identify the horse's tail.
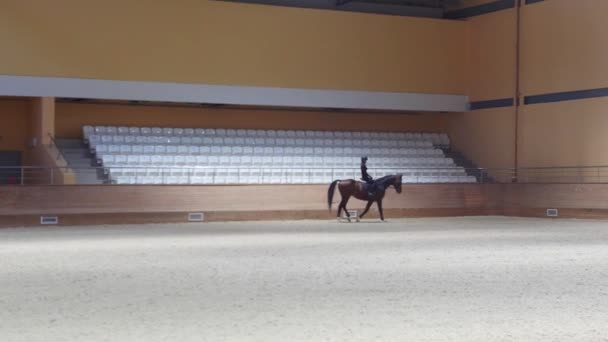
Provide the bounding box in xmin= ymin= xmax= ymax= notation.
xmin=327 ymin=180 xmax=339 ymax=211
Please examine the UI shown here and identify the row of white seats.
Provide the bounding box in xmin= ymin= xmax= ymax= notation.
xmin=107 ymin=167 xmax=467 ymax=177
xmin=88 ymin=135 xmax=435 ymax=149
xmin=94 ymin=145 xmax=444 ymax=158
xmin=84 ymin=126 xmax=450 ymax=145
xmin=101 ymin=155 xmax=455 ymax=168
xmin=111 ymin=174 xmax=476 ymax=185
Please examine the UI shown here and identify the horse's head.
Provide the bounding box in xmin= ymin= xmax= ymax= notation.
xmin=393 ymin=174 xmax=403 ymax=194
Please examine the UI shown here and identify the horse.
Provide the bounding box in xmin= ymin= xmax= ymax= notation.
xmin=327 ymin=174 xmax=402 ymax=222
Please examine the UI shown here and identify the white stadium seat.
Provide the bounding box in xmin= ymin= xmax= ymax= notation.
xmin=166 ymin=146 xmax=178 ymax=155
xmin=83 ymin=125 xmax=465 ymax=184
xmin=83 ymin=125 xmax=94 ymax=139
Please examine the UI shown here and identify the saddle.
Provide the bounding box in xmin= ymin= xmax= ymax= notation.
xmin=361 ymin=181 xmax=378 ymax=196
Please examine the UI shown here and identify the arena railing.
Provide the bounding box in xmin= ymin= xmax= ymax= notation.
xmin=48 ymin=134 xmax=70 ymax=166
xmin=2 ymin=166 xmax=608 ymax=185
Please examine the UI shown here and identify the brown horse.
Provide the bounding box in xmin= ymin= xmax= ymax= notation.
xmin=327 ymin=174 xmax=402 ymax=221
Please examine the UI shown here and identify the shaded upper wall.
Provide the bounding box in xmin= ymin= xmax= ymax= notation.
xmin=0 ymin=0 xmax=467 ymax=95
xmin=55 ymin=102 xmax=448 ymax=139
xmin=445 ymin=0 xmax=502 ymax=11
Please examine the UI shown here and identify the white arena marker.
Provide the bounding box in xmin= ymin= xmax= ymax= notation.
xmin=40 ymin=216 xmax=59 ymax=225
xmin=339 ymin=210 xmax=360 ymax=223
xmin=188 ymin=213 xmax=205 ymax=222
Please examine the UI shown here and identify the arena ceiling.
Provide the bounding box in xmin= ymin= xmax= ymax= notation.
xmin=219 ymin=0 xmax=465 ymax=19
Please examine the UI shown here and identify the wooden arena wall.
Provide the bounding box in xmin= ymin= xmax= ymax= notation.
xmin=2 ymin=183 xmax=608 ymax=226
xmin=0 ymin=0 xmax=467 ymax=95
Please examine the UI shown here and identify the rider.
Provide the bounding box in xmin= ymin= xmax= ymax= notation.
xmin=360 ymin=156 xmax=376 ymax=198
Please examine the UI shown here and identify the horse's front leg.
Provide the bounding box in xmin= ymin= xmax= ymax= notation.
xmin=359 ymin=200 xmax=374 ymax=219
xmin=377 ymin=199 xmax=385 ymax=221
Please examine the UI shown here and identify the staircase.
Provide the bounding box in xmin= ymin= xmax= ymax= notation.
xmin=55 ymin=139 xmax=108 ymax=184
xmin=439 ymin=147 xmax=494 ymax=183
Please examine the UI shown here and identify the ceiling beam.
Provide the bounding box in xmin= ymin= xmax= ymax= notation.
xmin=335 ymin=0 xmax=355 ymax=6
xmin=219 ymin=0 xmax=444 ymax=18
xmin=0 ymin=75 xmax=470 ymax=112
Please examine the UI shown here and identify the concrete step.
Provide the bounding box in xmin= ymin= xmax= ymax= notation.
xmin=68 ymin=166 xmax=100 ymax=172
xmin=75 ymin=175 xmax=100 ymax=182
xmin=66 ymin=159 xmax=95 ymax=166
xmin=56 ymin=141 xmax=100 ymax=180
xmin=55 ymin=139 xmax=107 ymax=185
xmin=62 ymin=149 xmax=91 ymax=158
xmin=75 ymin=178 xmax=105 ymax=185
xmin=62 ymin=147 xmax=87 ymax=152
xmin=73 ymin=170 xmax=108 ymax=184
xmin=55 ymin=138 xmax=84 ymax=149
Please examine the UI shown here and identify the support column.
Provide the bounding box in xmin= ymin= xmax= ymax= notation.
xmin=28 ymin=97 xmax=74 ymax=184
xmin=30 ymin=97 xmax=55 ymax=146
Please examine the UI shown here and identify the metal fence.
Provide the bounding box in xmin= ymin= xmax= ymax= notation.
xmin=2 ymin=165 xmax=608 ymax=185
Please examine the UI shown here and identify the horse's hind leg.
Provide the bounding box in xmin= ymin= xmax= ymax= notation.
xmin=341 ymin=197 xmax=352 ymax=222
xmin=336 ymin=195 xmax=346 ymax=220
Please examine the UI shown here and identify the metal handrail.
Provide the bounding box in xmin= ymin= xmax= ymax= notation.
xmin=2 ymin=165 xmax=608 ymax=185
xmin=513 ymin=165 xmax=608 ymax=170
xmin=47 ymin=133 xmax=70 ymax=166
xmin=3 ymin=165 xmax=608 ymax=171
xmin=0 ymin=166 xmax=486 ymax=170
xmin=0 ymin=165 xmax=485 ymax=174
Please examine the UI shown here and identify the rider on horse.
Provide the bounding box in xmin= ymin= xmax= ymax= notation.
xmin=360 ymin=156 xmax=376 ymax=198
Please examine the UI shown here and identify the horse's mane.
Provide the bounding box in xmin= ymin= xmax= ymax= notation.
xmin=374 ymin=174 xmax=400 ymax=187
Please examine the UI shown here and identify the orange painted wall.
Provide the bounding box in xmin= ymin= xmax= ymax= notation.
xmin=450 ymin=1 xmax=608 ymax=171
xmin=516 ymin=0 xmax=608 ymax=167
xmin=0 ymin=98 xmax=30 ymax=161
xmin=521 ymin=0 xmax=608 ymax=95
xmin=467 ymin=8 xmax=516 ymax=101
xmin=518 ymin=97 xmax=608 ymax=168
xmin=5 ymin=0 xmax=608 ymax=173
xmin=55 ymin=102 xmax=448 ymax=139
xmin=448 ymin=107 xmax=516 ymax=180
xmin=448 ymin=7 xmax=516 ymax=173
xmin=0 ymin=0 xmax=467 ymax=94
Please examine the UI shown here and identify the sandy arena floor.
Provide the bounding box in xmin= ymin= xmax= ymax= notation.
xmin=1 ymin=217 xmax=608 ymax=342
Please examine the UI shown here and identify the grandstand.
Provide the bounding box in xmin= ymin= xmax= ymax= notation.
xmin=64 ymin=125 xmax=476 ymax=185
